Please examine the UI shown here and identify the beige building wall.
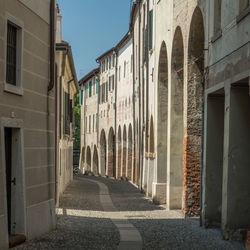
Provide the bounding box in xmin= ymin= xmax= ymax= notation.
xmin=0 ymin=0 xmax=56 ymax=248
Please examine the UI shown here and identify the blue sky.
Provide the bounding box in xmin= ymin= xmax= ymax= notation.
xmin=57 ymin=0 xmax=132 ymax=80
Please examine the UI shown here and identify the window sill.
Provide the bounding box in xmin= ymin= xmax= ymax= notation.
xmin=211 ymin=30 xmax=222 ymax=43
xmin=4 ymin=83 xmax=23 ymax=96
xmin=236 ymin=6 xmax=250 ymax=24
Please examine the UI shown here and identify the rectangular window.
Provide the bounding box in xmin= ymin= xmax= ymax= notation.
xmin=109 ymin=56 xmax=111 ymax=69
xmin=93 ymin=114 xmax=95 ymax=132
xmin=6 ymin=22 xmax=17 ymax=85
xmin=112 ymin=75 xmax=115 ymax=90
xmin=85 ymin=83 xmax=88 ymax=98
xmin=89 ymin=115 xmax=91 ymax=133
xmin=86 ymin=117 xmax=87 ymax=133
xmin=102 ymin=84 xmax=105 ymax=103
xmin=93 ymin=80 xmax=95 ymax=95
xmin=79 ymin=89 xmax=82 ymax=105
xmin=106 ymin=82 xmax=108 ymax=102
xmin=149 ymin=10 xmax=153 ymax=50
xmin=131 ymin=55 xmax=133 ymax=73
xmin=214 ymin=0 xmax=222 ymax=35
xmin=109 ymin=76 xmax=111 ymax=91
xmin=119 ymin=66 xmax=121 ymax=81
xmin=124 ymin=61 xmax=126 ymax=78
xmin=239 ymin=0 xmax=250 ymax=12
xmin=96 ymin=114 xmax=98 ymax=132
xmin=89 ymin=81 xmax=92 ymax=97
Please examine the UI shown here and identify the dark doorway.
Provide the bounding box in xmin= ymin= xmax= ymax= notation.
xmin=4 ymin=127 xmax=12 ymax=235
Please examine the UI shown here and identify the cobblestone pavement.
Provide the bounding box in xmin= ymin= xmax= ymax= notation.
xmin=15 ymin=175 xmax=245 ymax=250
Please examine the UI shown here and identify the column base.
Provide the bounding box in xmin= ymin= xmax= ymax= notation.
xmin=152 ymin=182 xmax=166 ymax=205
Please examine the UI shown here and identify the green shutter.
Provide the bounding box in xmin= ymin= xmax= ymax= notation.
xmin=89 ymin=81 xmax=92 ymax=97
xmin=149 ymin=10 xmax=153 ymax=50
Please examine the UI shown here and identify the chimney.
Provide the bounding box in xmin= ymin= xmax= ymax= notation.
xmin=56 ymin=4 xmax=62 ymax=43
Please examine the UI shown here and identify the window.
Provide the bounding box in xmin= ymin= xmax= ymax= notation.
xmin=149 ymin=10 xmax=153 ymax=51
xmin=131 ymin=55 xmax=133 ymax=73
xmin=214 ymin=0 xmax=222 ymax=35
xmin=239 ymin=0 xmax=250 ymax=12
xmin=86 ymin=117 xmax=88 ymax=132
xmin=96 ymin=77 xmax=99 ymax=93
xmin=85 ymin=83 xmax=88 ymax=98
xmin=89 ymin=80 xmax=92 ymax=97
xmin=112 ymin=75 xmax=115 ymax=90
xmin=102 ymin=84 xmax=105 ymax=103
xmin=6 ymin=22 xmax=17 ymax=85
xmin=5 ymin=18 xmax=23 ymax=95
xmin=109 ymin=76 xmax=111 ymax=91
xmin=124 ymin=61 xmax=126 ymax=78
xmin=93 ymin=114 xmax=95 ymax=132
xmin=109 ymin=56 xmax=111 ymax=69
xmin=96 ymin=114 xmax=98 ymax=132
xmin=93 ymin=79 xmax=95 ymax=95
xmin=119 ymin=66 xmax=121 ymax=81
xmin=105 ymin=58 xmax=108 ymax=71
xmin=89 ymin=115 xmax=91 ymax=133
xmin=112 ymin=54 xmax=115 ymax=67
xmin=106 ymin=82 xmax=108 ymax=102
xmin=63 ymin=92 xmax=71 ymax=135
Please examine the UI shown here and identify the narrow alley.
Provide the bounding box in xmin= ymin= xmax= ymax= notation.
xmin=14 ymin=175 xmax=244 ymax=250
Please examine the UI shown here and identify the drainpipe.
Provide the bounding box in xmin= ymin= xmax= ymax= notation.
xmin=48 ymin=0 xmax=55 ymax=92
xmin=54 ymin=64 xmax=58 ymax=206
xmin=146 ymin=0 xmax=149 ymax=142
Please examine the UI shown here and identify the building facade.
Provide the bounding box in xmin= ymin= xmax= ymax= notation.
xmin=55 ymin=6 xmax=78 ymax=204
xmin=79 ymin=0 xmax=250 ymax=240
xmin=116 ymin=33 xmax=134 ymax=181
xmin=0 ymin=0 xmax=56 ymax=248
xmin=201 ymin=0 xmax=250 ymax=240
xmin=79 ymin=68 xmax=99 ymax=175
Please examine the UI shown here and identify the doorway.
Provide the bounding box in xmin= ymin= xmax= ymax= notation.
xmin=3 ymin=126 xmax=26 ymax=246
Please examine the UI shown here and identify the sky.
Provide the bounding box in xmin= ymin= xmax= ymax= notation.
xmin=57 ymin=0 xmax=133 ymax=80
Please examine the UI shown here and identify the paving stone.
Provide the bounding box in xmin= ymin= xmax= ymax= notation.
xmin=14 ymin=175 xmax=245 ymax=250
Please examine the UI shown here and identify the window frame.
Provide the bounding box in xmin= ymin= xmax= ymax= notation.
xmin=4 ymin=13 xmax=24 ymax=96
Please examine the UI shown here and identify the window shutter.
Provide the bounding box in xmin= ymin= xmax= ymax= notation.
xmin=79 ymin=90 xmax=82 ymax=105
xmin=96 ymin=78 xmax=99 ymax=93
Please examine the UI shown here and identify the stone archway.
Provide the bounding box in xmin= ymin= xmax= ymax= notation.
xmin=86 ymin=146 xmax=91 ymax=173
xmin=186 ymin=7 xmax=205 ymax=215
xmin=100 ymin=129 xmax=107 ymax=176
xmin=169 ymin=26 xmax=184 ymax=210
xmin=93 ymin=145 xmax=99 ymax=176
xmin=122 ymin=125 xmax=127 ymax=178
xmin=117 ymin=126 xmax=122 ymax=178
xmin=108 ymin=127 xmax=115 ymax=177
xmin=128 ymin=124 xmax=133 ymax=180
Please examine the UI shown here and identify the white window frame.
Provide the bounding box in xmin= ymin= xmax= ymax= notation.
xmin=4 ymin=13 xmax=24 ymax=96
